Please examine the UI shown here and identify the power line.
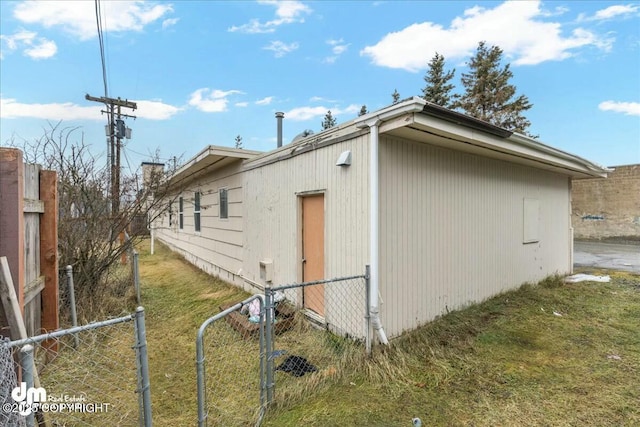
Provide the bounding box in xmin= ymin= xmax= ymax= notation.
xmin=94 ymin=0 xmax=108 ymax=98
xmin=124 ymin=146 xmax=178 ymax=163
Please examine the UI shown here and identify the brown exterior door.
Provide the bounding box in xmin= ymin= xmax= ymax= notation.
xmin=302 ymin=194 xmax=324 ymax=316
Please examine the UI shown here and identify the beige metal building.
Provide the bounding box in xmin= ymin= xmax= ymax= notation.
xmin=153 ymin=97 xmax=607 ymax=339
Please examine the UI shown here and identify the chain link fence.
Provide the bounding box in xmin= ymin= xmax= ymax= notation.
xmin=264 ymin=271 xmax=370 ymax=412
xmin=195 ymin=268 xmax=371 ymax=426
xmin=196 ymin=295 xmax=265 ymax=427
xmin=0 ymin=308 xmax=151 ymax=427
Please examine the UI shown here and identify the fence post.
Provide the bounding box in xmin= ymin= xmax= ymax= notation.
xmin=196 ymin=322 xmax=207 ymax=427
xmin=258 ymin=296 xmax=266 ymax=414
xmin=134 ymin=306 xmax=152 ymax=427
xmin=65 ymin=265 xmax=79 ymax=348
xmin=133 ymin=251 xmax=141 ymax=304
xmin=365 ymin=265 xmax=372 ymax=355
xmin=264 ymin=286 xmax=274 ymax=405
xmin=19 ymin=344 xmax=35 ymax=427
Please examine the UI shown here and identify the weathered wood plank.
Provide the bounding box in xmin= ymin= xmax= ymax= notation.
xmin=24 ymin=276 xmax=45 ymax=305
xmin=0 ymin=148 xmax=25 ymax=326
xmin=23 ymin=198 xmax=45 ymax=213
xmin=39 ymin=169 xmax=59 ymax=341
xmin=0 ymin=256 xmax=50 ymax=427
xmin=0 ymin=257 xmax=28 ymax=340
xmin=24 ymin=212 xmax=40 ymax=290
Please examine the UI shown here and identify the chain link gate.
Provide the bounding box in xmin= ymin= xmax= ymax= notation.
xmin=263 ymin=268 xmax=371 ymax=412
xmin=196 ymin=295 xmax=265 ymax=427
xmin=1 ymin=307 xmax=152 ymax=427
xmin=195 ymin=267 xmax=371 ymax=425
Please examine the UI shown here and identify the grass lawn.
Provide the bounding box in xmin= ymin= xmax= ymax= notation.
xmin=132 ymin=240 xmax=639 ymax=426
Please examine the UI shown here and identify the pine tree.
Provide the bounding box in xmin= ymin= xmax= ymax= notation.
xmin=358 ymin=105 xmax=368 ymax=116
xmin=392 ymin=89 xmax=400 ymax=104
xmin=422 ymin=52 xmax=456 ymax=108
xmin=321 ymin=110 xmax=337 ymax=130
xmin=234 ymin=135 xmax=242 ymax=149
xmin=456 ymin=41 xmax=532 ymax=134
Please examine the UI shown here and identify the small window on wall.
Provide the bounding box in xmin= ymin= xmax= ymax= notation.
xmin=179 ymin=196 xmax=184 ymax=230
xmin=219 ymin=189 xmax=228 ymax=219
xmin=194 ymin=191 xmax=201 ymax=232
xmin=523 ymin=198 xmax=539 ymax=243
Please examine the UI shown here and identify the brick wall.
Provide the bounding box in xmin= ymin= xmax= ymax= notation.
xmin=572 ymin=164 xmax=640 ymax=239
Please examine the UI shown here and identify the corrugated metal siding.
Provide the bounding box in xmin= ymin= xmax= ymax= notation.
xmin=154 ymin=162 xmax=245 ymax=286
xmin=379 ymin=136 xmax=571 ymax=337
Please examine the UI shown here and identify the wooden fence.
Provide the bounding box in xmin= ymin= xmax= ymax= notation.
xmin=0 ymin=148 xmax=59 ymax=339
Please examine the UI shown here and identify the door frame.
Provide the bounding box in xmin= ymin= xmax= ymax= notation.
xmin=296 ymin=190 xmax=326 ymax=315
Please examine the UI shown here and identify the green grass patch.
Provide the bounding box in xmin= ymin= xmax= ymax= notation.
xmin=43 ymin=242 xmax=639 ymax=426
xmin=263 ymin=270 xmax=640 ymax=426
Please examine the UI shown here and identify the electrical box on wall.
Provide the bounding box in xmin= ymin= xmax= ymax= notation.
xmin=259 ymin=259 xmax=273 ymax=283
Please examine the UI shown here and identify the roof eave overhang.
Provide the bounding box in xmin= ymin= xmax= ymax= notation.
xmin=168 ymin=145 xmax=262 ymax=188
xmin=383 ymin=108 xmax=608 ymax=179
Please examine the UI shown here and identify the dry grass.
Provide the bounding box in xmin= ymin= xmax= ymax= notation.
xmin=41 ymin=241 xmax=640 ymax=426
xmin=263 ymin=269 xmax=640 ymax=426
xmin=136 ymin=240 xmax=251 ymax=426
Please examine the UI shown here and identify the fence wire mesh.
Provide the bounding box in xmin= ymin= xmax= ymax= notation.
xmin=2 ymin=314 xmax=143 ymax=426
xmin=197 ymin=296 xmax=265 ymax=427
xmin=1 ymin=339 xmax=26 ymax=427
xmin=265 ymin=274 xmax=369 ymax=411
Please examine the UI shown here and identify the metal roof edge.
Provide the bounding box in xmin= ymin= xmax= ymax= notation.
xmin=507 ymin=133 xmax=610 ymax=178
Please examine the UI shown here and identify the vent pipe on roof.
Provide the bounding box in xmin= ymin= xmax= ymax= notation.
xmin=275 ymin=112 xmax=284 ymax=148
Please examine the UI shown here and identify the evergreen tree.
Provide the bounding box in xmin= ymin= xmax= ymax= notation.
xmin=456 ymin=41 xmax=532 ymax=134
xmin=321 ymin=110 xmax=337 ymax=130
xmin=422 ymin=52 xmax=456 ymax=108
xmin=234 ymin=135 xmax=242 ymax=149
xmin=392 ymin=89 xmax=400 ymax=104
xmin=358 ymin=105 xmax=368 ymax=116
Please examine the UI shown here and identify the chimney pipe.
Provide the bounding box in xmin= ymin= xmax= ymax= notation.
xmin=275 ymin=112 xmax=284 ymax=148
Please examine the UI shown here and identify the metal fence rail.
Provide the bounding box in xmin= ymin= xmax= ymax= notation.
xmin=195 ymin=267 xmax=371 ymax=426
xmin=196 ymin=295 xmax=265 ymax=427
xmin=1 ymin=307 xmax=152 ymax=427
xmin=264 ymin=269 xmax=370 ymax=412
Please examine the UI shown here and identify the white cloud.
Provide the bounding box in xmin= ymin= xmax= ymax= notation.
xmin=0 ymin=30 xmax=57 ymax=59
xmin=13 ymin=1 xmax=174 ymax=40
xmin=188 ymin=88 xmax=244 ymax=113
xmin=361 ymin=0 xmax=614 ymax=71
xmin=1 ymin=97 xmax=103 ymax=120
xmin=327 ymin=38 xmax=349 ymax=55
xmin=323 ymin=38 xmax=349 ymax=63
xmin=579 ymin=4 xmax=640 ymax=22
xmin=228 ymin=0 xmax=311 ymax=34
xmin=24 ymin=39 xmax=57 ymax=59
xmin=235 ymin=102 xmax=249 ymax=107
xmin=598 ymin=100 xmax=640 ymax=116
xmin=263 ymin=40 xmax=299 ymax=57
xmin=256 ymin=96 xmax=274 ymax=105
xmin=0 ymin=97 xmax=181 ymax=120
xmin=134 ymin=100 xmax=182 ymax=120
xmin=162 ymin=17 xmax=180 ymax=30
xmin=309 ymin=96 xmax=336 ymax=103
xmin=285 ymin=104 xmax=360 ymax=121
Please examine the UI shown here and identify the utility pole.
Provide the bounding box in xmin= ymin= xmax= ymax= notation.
xmin=85 ymin=94 xmax=137 ymax=214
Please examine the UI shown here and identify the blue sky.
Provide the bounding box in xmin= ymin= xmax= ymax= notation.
xmin=1 ymin=0 xmax=639 ymax=171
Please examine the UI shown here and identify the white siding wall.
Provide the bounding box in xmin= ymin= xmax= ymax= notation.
xmin=242 ymin=136 xmax=371 ymax=334
xmin=154 ymin=162 xmax=246 ymax=287
xmin=379 ymin=136 xmax=571 ymax=337
xmin=243 ymin=136 xmax=371 ymax=284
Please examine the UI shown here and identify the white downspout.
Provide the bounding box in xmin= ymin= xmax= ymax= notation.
xmin=368 ymin=119 xmax=389 ymax=345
